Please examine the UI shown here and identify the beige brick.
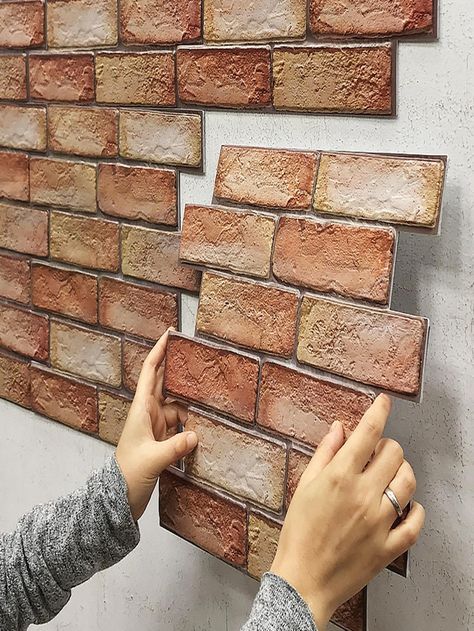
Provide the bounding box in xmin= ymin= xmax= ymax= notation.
xmin=0 ymin=352 xmax=30 ymax=408
xmin=0 ymin=105 xmax=46 ymax=151
xmin=0 ymin=55 xmax=27 ymax=100
xmin=30 ymin=158 xmax=96 ymax=212
xmin=48 ymin=106 xmax=118 ymax=158
xmin=0 ymin=1 xmax=44 ymax=48
xmin=120 ymin=0 xmax=201 ymax=45
xmin=248 ymin=513 xmax=281 ymax=579
xmin=98 ymin=391 xmax=131 ymax=445
xmin=47 ymin=0 xmax=117 ymax=47
xmin=0 ymin=202 xmax=48 ymax=256
xmin=122 ymin=338 xmax=152 ymax=392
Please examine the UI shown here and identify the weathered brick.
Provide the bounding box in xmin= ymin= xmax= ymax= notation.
xmin=0 ymin=151 xmax=29 ymax=201
xmin=50 ymin=211 xmax=119 ymax=271
xmin=99 ymin=277 xmax=178 ymax=340
xmin=185 ymin=410 xmax=286 ymax=511
xmin=97 ymin=163 xmax=177 ymax=225
xmin=287 ymin=447 xmax=311 ymax=507
xmin=197 ymin=272 xmax=298 ymax=357
xmin=273 ymin=216 xmax=395 ymax=304
xmin=29 ymin=54 xmax=95 ymax=102
xmin=164 ymin=333 xmax=259 ymax=423
xmin=120 ymin=0 xmax=201 ymax=45
xmin=96 ymin=52 xmax=175 ymax=106
xmin=177 ymin=47 xmax=271 ymax=108
xmin=314 ymin=153 xmax=446 ymax=228
xmin=122 ymin=225 xmax=201 ymax=292
xmin=98 ymin=391 xmax=131 ymax=445
xmin=160 ymin=471 xmax=247 ymax=566
xmin=297 ymin=297 xmax=427 ymax=395
xmin=0 ymin=55 xmax=27 ymax=100
xmin=30 ymin=366 xmax=98 ymax=433
xmin=50 ymin=320 xmax=121 ymax=386
xmin=0 ymin=304 xmax=48 ymax=360
xmin=214 ymin=146 xmax=318 ymax=210
xmin=0 ymin=352 xmax=30 ymax=407
xmin=248 ymin=512 xmax=282 ymax=579
xmin=119 ymin=110 xmax=202 ymax=167
xmin=258 ymin=362 xmax=372 ymax=448
xmin=0 ymin=254 xmax=30 ymax=304
xmin=0 ymin=1 xmax=44 ymax=48
xmin=47 ymin=0 xmax=117 ymax=47
xmin=31 ymin=263 xmax=97 ymax=324
xmin=0 ymin=105 xmax=46 ymax=151
xmin=332 ymin=590 xmax=367 ymax=631
xmin=48 ymin=106 xmax=118 ymax=158
xmin=272 ymin=45 xmax=393 ymax=114
xmin=122 ymin=338 xmax=152 ymax=392
xmin=0 ymin=202 xmax=48 ymax=256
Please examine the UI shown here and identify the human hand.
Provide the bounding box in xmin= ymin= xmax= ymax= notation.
xmin=271 ymin=394 xmax=425 ymax=630
xmin=116 ymin=329 xmax=198 ymax=521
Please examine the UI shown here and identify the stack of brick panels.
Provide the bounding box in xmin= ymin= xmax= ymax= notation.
xmin=161 ymin=146 xmax=446 ymax=631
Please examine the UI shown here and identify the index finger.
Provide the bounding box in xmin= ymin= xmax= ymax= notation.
xmin=136 ymin=328 xmax=173 ymax=397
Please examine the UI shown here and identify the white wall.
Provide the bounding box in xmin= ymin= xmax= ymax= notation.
xmin=1 ymin=0 xmax=473 ymax=628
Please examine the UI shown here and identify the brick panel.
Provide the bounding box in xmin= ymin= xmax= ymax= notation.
xmin=287 ymin=447 xmax=312 ymax=507
xmin=0 ymin=1 xmax=44 ymax=48
xmin=0 ymin=55 xmax=27 ymax=100
xmin=0 ymin=303 xmax=48 ymax=360
xmin=0 ymin=105 xmax=47 ymax=151
xmin=247 ymin=512 xmax=282 ymax=579
xmin=0 ymin=151 xmax=29 ymax=202
xmin=0 ymin=352 xmax=30 ymax=408
xmin=98 ymin=390 xmax=131 ymax=445
xmin=122 ymin=338 xmax=152 ymax=392
xmin=332 ymin=591 xmax=367 ymax=631
xmin=0 ymin=202 xmax=48 ymax=256
xmin=47 ymin=0 xmax=118 ymax=48
xmin=29 ymin=54 xmax=95 ymax=102
xmin=0 ymin=254 xmax=30 ymax=304
xmin=120 ymin=0 xmax=201 ymax=45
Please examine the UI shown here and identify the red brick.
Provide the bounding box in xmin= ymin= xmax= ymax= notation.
xmin=332 ymin=590 xmax=367 ymax=631
xmin=0 ymin=55 xmax=27 ymax=100
xmin=98 ymin=390 xmax=131 ymax=445
xmin=30 ymin=365 xmax=98 ymax=433
xmin=122 ymin=338 xmax=152 ymax=392
xmin=164 ymin=333 xmax=259 ymax=423
xmin=214 ymin=146 xmax=318 ymax=210
xmin=0 ymin=202 xmax=48 ymax=256
xmin=99 ymin=277 xmax=178 ymax=340
xmin=258 ymin=362 xmax=372 ymax=448
xmin=0 ymin=151 xmax=29 ymax=202
xmin=0 ymin=254 xmax=30 ymax=304
xmin=177 ymin=48 xmax=272 ymax=108
xmin=0 ymin=352 xmax=30 ymax=407
xmin=159 ymin=471 xmax=247 ymax=566
xmin=48 ymin=106 xmax=118 ymax=158
xmin=180 ymin=204 xmax=276 ymax=279
xmin=0 ymin=1 xmax=44 ymax=48
xmin=0 ymin=105 xmax=47 ymax=151
xmin=197 ymin=272 xmax=298 ymax=357
xmin=247 ymin=512 xmax=282 ymax=579
xmin=47 ymin=0 xmax=117 ymax=47
xmin=31 ymin=263 xmax=97 ymax=324
xmin=120 ymin=0 xmax=201 ymax=45
xmin=29 ymin=54 xmax=95 ymax=102
xmin=298 ymin=297 xmax=427 ymax=395
xmin=286 ymin=447 xmax=311 ymax=507
xmin=273 ymin=216 xmax=395 ymax=304
xmin=0 ymin=303 xmax=48 ymax=360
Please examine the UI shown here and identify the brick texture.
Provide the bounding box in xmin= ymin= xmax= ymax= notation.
xmin=0 ymin=352 xmax=30 ymax=407
xmin=0 ymin=1 xmax=44 ymax=48
xmin=29 ymin=54 xmax=95 ymax=102
xmin=0 ymin=105 xmax=47 ymax=151
xmin=247 ymin=512 xmax=282 ymax=579
xmin=0 ymin=55 xmax=27 ymax=100
xmin=0 ymin=151 xmax=29 ymax=201
xmin=0 ymin=202 xmax=48 ymax=256
xmin=122 ymin=338 xmax=152 ymax=392
xmin=332 ymin=591 xmax=367 ymax=631
xmin=120 ymin=0 xmax=201 ymax=45
xmin=287 ymin=448 xmax=311 ymax=507
xmin=0 ymin=303 xmax=48 ymax=360
xmin=98 ymin=390 xmax=131 ymax=445
xmin=0 ymin=254 xmax=30 ymax=304
xmin=47 ymin=0 xmax=118 ymax=48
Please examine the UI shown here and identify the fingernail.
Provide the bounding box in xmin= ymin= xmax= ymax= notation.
xmin=330 ymin=421 xmax=340 ymax=433
xmin=186 ymin=431 xmax=198 ymax=449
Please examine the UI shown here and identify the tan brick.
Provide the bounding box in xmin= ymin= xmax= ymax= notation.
xmin=214 ymin=146 xmax=318 ymax=210
xmin=48 ymin=106 xmax=118 ymax=158
xmin=99 ymin=277 xmax=178 ymax=340
xmin=273 ymin=216 xmax=395 ymax=304
xmin=50 ymin=211 xmax=119 ymax=271
xmin=332 ymin=590 xmax=367 ymax=631
xmin=314 ymin=153 xmax=446 ymax=228
xmin=31 ymin=263 xmax=97 ymax=324
xmin=0 ymin=151 xmax=29 ymax=201
xmin=185 ymin=410 xmax=287 ymax=511
xmin=120 ymin=0 xmax=201 ymax=45
xmin=0 ymin=105 xmax=46 ymax=151
xmin=297 ymin=297 xmax=427 ymax=395
xmin=30 ymin=157 xmax=96 ymax=212
xmin=160 ymin=471 xmax=246 ymax=566
xmin=177 ymin=47 xmax=271 ymax=108
xmin=97 ymin=163 xmax=177 ymax=225
xmin=197 ymin=272 xmax=298 ymax=357
xmin=0 ymin=352 xmax=30 ymax=408
xmin=50 ymin=320 xmax=121 ymax=386
xmin=96 ymin=52 xmax=175 ymax=106
xmin=0 ymin=55 xmax=27 ymax=100
xmin=165 ymin=333 xmax=259 ymax=423
xmin=0 ymin=254 xmax=30 ymax=304
xmin=98 ymin=391 xmax=131 ymax=445
xmin=248 ymin=512 xmax=281 ymax=579
xmin=272 ymin=44 xmax=393 ymax=114
xmin=47 ymin=0 xmax=117 ymax=47
xmin=0 ymin=304 xmax=48 ymax=360
xmin=0 ymin=202 xmax=48 ymax=256
xmin=287 ymin=448 xmax=311 ymax=507
xmin=122 ymin=225 xmax=201 ymax=292
xmin=29 ymin=54 xmax=95 ymax=102
xmin=0 ymin=1 xmax=44 ymax=48
xmin=119 ymin=110 xmax=202 ymax=168
xmin=122 ymin=338 xmax=152 ymax=392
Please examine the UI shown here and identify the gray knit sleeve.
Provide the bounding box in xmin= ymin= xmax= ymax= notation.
xmin=0 ymin=455 xmax=140 ymax=631
xmin=242 ymin=573 xmax=318 ymax=631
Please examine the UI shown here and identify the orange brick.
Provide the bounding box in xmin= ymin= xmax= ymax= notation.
xmin=47 ymin=0 xmax=117 ymax=47
xmin=29 ymin=54 xmax=95 ymax=102
xmin=0 ymin=151 xmax=29 ymax=201
xmin=98 ymin=390 xmax=131 ymax=445
xmin=0 ymin=1 xmax=44 ymax=48
xmin=0 ymin=202 xmax=48 ymax=256
xmin=0 ymin=303 xmax=48 ymax=360
xmin=0 ymin=55 xmax=27 ymax=100
xmin=0 ymin=105 xmax=46 ymax=151
xmin=48 ymin=106 xmax=118 ymax=158
xmin=120 ymin=0 xmax=201 ymax=45
xmin=0 ymin=254 xmax=30 ymax=304
xmin=0 ymin=352 xmax=30 ymax=408
xmin=122 ymin=338 xmax=152 ymax=392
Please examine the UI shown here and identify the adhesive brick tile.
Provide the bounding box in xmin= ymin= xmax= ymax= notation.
xmin=332 ymin=590 xmax=367 ymax=631
xmin=0 ymin=105 xmax=46 ymax=151
xmin=0 ymin=202 xmax=48 ymax=256
xmin=47 ymin=0 xmax=117 ymax=47
xmin=122 ymin=338 xmax=152 ymax=392
xmin=0 ymin=352 xmax=30 ymax=408
xmin=120 ymin=0 xmax=201 ymax=45
xmin=0 ymin=253 xmax=30 ymax=304
xmin=98 ymin=390 xmax=131 ymax=445
xmin=0 ymin=55 xmax=27 ymax=100
xmin=286 ymin=447 xmax=311 ymax=507
xmin=0 ymin=303 xmax=48 ymax=360
xmin=247 ymin=512 xmax=282 ymax=579
xmin=0 ymin=150 xmax=29 ymax=201
xmin=29 ymin=54 xmax=95 ymax=102
xmin=0 ymin=1 xmax=44 ymax=48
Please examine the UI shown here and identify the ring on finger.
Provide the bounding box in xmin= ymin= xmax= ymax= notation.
xmin=383 ymin=486 xmax=404 ymax=519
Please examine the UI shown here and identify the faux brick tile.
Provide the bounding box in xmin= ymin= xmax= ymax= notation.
xmin=120 ymin=0 xmax=201 ymax=45
xmin=29 ymin=54 xmax=95 ymax=102
xmin=258 ymin=362 xmax=372 ymax=448
xmin=0 ymin=1 xmax=44 ymax=48
xmin=286 ymin=448 xmax=311 ymax=507
xmin=185 ymin=410 xmax=286 ymax=510
xmin=247 ymin=512 xmax=281 ymax=579
xmin=214 ymin=146 xmax=318 ymax=210
xmin=0 ymin=55 xmax=27 ymax=100
xmin=122 ymin=225 xmax=201 ymax=292
xmin=388 ymin=551 xmax=409 ymax=577
xmin=48 ymin=106 xmax=118 ymax=158
xmin=273 ymin=216 xmax=395 ymax=304
xmin=98 ymin=277 xmax=178 ymax=340
xmin=47 ymin=0 xmax=117 ymax=48
xmin=164 ymin=333 xmax=259 ymax=423
xmin=0 ymin=304 xmax=48 ymax=360
xmin=0 ymin=105 xmax=46 ymax=151
xmin=31 ymin=263 xmax=97 ymax=324
xmin=0 ymin=254 xmax=30 ymax=304
xmin=96 ymin=52 xmax=175 ymax=106
xmin=30 ymin=157 xmax=96 ymax=212
xmin=160 ymin=471 xmax=247 ymax=566
xmin=0 ymin=151 xmax=29 ymax=201
xmin=50 ymin=320 xmax=121 ymax=386
xmin=204 ymin=0 xmax=306 ymax=42
xmin=297 ymin=297 xmax=427 ymax=395
xmin=30 ymin=366 xmax=98 ymax=433
xmin=332 ymin=590 xmax=367 ymax=631
xmin=50 ymin=211 xmax=119 ymax=271
xmin=272 ymin=45 xmax=393 ymax=115
xmin=98 ymin=391 xmax=131 ymax=445
xmin=0 ymin=352 xmax=30 ymax=408
xmin=97 ymin=163 xmax=177 ymax=225
xmin=177 ymin=47 xmax=271 ymax=108
xmin=314 ymin=153 xmax=446 ymax=228
xmin=0 ymin=202 xmax=48 ymax=256
xmin=122 ymin=338 xmax=152 ymax=392
xmin=197 ymin=272 xmax=299 ymax=357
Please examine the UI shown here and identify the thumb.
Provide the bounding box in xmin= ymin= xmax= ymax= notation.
xmin=153 ymin=431 xmax=198 ymax=474
xmin=301 ymin=421 xmax=345 ymax=483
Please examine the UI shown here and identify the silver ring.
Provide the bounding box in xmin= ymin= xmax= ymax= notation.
xmin=384 ymin=487 xmax=404 ymax=518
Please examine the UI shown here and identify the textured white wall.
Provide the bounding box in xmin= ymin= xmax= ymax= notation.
xmin=1 ymin=0 xmax=473 ymax=628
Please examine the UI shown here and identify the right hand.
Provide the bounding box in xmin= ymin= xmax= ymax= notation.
xmin=271 ymin=394 xmax=425 ymax=630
